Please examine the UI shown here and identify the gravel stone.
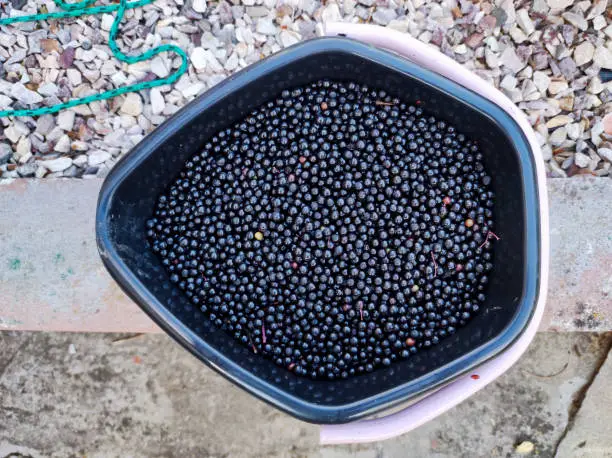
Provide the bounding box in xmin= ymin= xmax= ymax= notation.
xmin=591 ymin=121 xmax=604 ymax=146
xmin=343 ymin=0 xmax=356 ymax=15
xmin=549 ymin=79 xmax=569 ymax=94
xmin=558 ymin=95 xmax=574 ymax=111
xmin=16 ymin=162 xmax=37 ymax=177
xmin=540 ymin=143 xmax=553 ymax=161
xmin=574 ymin=152 xmax=590 ymax=168
xmin=587 ymin=0 xmax=607 ymax=17
xmin=546 ymin=115 xmax=572 ymax=128
xmin=57 ymin=111 xmax=75 ymax=131
xmin=59 ymin=47 xmax=75 ymax=68
xmin=465 ymin=33 xmax=484 ymax=49
xmin=15 ymin=137 xmax=32 ymax=164
xmin=88 ymin=151 xmax=111 ymax=166
xmin=104 ymin=129 xmax=128 ymax=148
xmin=66 ymin=68 xmax=82 ymax=86
xmin=11 ymin=0 xmax=27 ymax=9
xmin=566 ymin=122 xmax=582 ymax=140
xmin=4 ymin=122 xmax=29 ymax=143
xmin=500 ymin=47 xmax=525 ymax=73
xmin=516 ymin=441 xmax=535 ymax=455
xmin=593 ymin=46 xmax=612 ymax=69
xmin=150 ymin=56 xmax=170 ymax=78
xmin=33 ymin=164 xmax=47 ymax=178
xmin=574 ymin=41 xmax=595 ymax=66
xmin=531 ymin=51 xmax=550 ymax=70
xmin=256 ymin=18 xmax=277 ymax=35
xmin=321 ymin=2 xmax=342 ymax=23
xmin=547 ymin=0 xmax=573 ymax=9
xmin=11 ymin=83 xmax=43 ymax=105
xmin=558 ymin=57 xmax=578 ymax=80
xmin=372 ymin=8 xmax=398 ymax=25
xmin=38 ymin=82 xmax=59 ymax=97
xmin=6 ymin=49 xmax=26 ymax=65
xmin=35 ymin=115 xmax=56 ymax=136
xmin=245 ymin=6 xmax=269 ymax=17
xmin=500 ymin=74 xmax=518 ymax=91
xmin=192 ymin=0 xmax=207 ymax=13
xmin=0 ymin=94 xmax=12 ymax=109
xmin=190 ymin=47 xmax=209 ymax=70
xmin=516 ymin=9 xmax=535 ymax=35
xmin=101 ymin=14 xmax=114 ymax=31
xmin=180 ymin=82 xmax=205 ymax=98
xmin=63 ymin=165 xmax=80 ymax=177
xmin=279 ymin=30 xmax=301 ymax=47
xmin=548 ymin=158 xmax=567 ymax=177
xmin=491 ymin=7 xmax=508 ymax=26
xmin=224 ymin=52 xmax=239 ymax=71
xmin=597 ymin=148 xmax=612 ymax=163
xmin=54 ymin=135 xmax=72 ymax=153
xmin=73 ymin=154 xmax=88 ymax=167
xmin=150 ymin=88 xmax=165 ymax=115
xmin=45 ymin=127 xmax=65 ymax=144
xmin=509 ymin=26 xmax=528 ymax=44
xmin=0 ymin=144 xmax=12 ymax=165
xmin=41 ymin=157 xmax=72 ymax=172
xmin=120 ymin=93 xmax=143 ymax=117
xmin=550 ymin=126 xmax=568 ymax=145
xmin=484 ymin=48 xmax=499 ymax=68
xmin=562 ymin=12 xmax=588 ymax=31
xmin=0 ymin=33 xmax=16 ymax=48
xmin=593 ymin=15 xmax=606 ymax=30
xmin=71 ymin=141 xmax=88 ymax=152
xmin=533 ymin=71 xmax=551 ymax=93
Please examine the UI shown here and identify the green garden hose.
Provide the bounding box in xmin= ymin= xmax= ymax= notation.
xmin=0 ymin=0 xmax=189 ymax=118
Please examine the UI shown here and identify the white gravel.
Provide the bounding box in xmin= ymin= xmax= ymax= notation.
xmin=0 ymin=0 xmax=610 ymax=179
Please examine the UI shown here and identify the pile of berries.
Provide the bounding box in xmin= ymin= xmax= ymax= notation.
xmin=147 ymin=80 xmax=497 ymax=380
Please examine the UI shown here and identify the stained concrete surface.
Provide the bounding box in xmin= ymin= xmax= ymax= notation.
xmin=0 ymin=332 xmax=610 ymax=458
xmin=555 ymin=347 xmax=612 ymax=458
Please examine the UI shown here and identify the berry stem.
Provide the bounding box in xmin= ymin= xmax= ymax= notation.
xmin=478 ymin=230 xmax=501 ymax=250
xmin=247 ymin=331 xmax=257 ymax=354
xmin=431 ymin=252 xmax=438 ymax=278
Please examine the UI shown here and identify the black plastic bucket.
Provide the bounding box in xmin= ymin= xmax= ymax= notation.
xmin=96 ymin=37 xmax=541 ymax=424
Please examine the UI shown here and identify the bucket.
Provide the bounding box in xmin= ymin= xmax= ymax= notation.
xmin=96 ymin=25 xmax=549 ymax=443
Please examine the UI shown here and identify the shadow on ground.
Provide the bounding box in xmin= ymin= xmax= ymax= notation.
xmin=0 ymin=332 xmax=609 ymax=458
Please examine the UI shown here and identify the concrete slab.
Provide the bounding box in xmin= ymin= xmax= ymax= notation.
xmin=0 ymin=332 xmax=608 ymax=457
xmin=1 ymin=177 xmax=612 ymax=332
xmin=555 ymin=343 xmax=612 ymax=458
xmin=0 ymin=179 xmax=160 ymax=333
xmin=544 ymin=178 xmax=612 ymax=332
